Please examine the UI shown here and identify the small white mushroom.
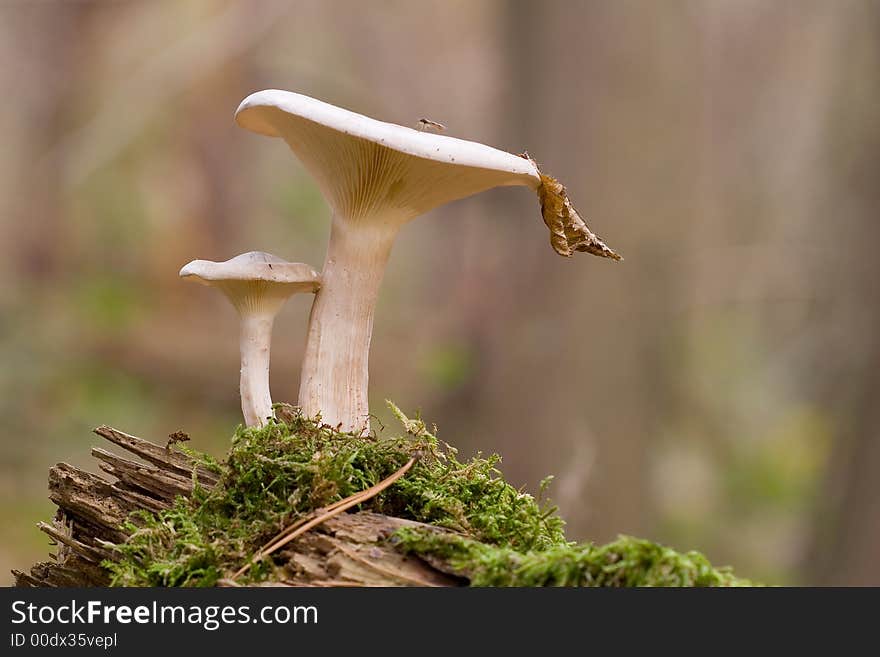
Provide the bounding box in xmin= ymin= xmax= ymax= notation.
xmin=179 ymin=251 xmax=320 ymax=428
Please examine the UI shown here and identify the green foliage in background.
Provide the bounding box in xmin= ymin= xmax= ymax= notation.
xmin=105 ymin=406 xmax=750 ymax=587
xmin=653 ymin=313 xmax=833 ymax=583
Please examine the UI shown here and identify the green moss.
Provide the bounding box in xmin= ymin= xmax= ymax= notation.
xmin=393 ymin=530 xmax=751 ymax=587
xmin=105 ymin=403 xmax=750 ymax=587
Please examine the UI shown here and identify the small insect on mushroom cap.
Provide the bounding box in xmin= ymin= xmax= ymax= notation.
xmin=417 ymin=117 xmax=446 ymax=133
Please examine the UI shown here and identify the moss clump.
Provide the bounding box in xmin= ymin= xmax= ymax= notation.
xmin=394 ymin=530 xmax=750 ymax=587
xmin=106 ymin=406 xmax=564 ymax=586
xmin=105 ymin=405 xmax=750 ymax=587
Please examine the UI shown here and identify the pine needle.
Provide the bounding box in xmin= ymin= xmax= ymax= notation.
xmin=231 ymin=457 xmax=416 ymax=580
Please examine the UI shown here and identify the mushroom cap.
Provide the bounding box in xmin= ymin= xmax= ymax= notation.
xmin=180 ymin=251 xmax=321 ymax=287
xmin=235 ymin=90 xmax=541 ymax=224
xmin=180 ymin=251 xmax=320 ymax=314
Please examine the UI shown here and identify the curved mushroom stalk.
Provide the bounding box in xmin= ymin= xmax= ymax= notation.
xmin=235 ymin=90 xmax=618 ymax=434
xmin=180 ymin=252 xmax=320 ymax=428
xmin=237 ymin=310 xmax=278 ymax=428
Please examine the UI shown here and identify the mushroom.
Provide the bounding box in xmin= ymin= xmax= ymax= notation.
xmin=235 ymin=90 xmax=618 ymax=434
xmin=179 ymin=251 xmax=320 ymax=428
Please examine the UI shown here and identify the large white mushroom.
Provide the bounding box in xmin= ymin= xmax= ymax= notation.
xmin=180 ymin=251 xmax=320 ymax=428
xmin=235 ymin=90 xmax=618 ymax=434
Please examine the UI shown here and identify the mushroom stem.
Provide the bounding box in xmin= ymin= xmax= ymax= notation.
xmin=239 ymin=312 xmax=276 ymax=428
xmin=299 ymin=216 xmax=398 ymax=433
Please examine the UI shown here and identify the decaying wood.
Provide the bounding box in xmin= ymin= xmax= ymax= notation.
xmin=93 ymin=425 xmax=220 ymax=486
xmin=279 ymin=513 xmax=462 ymax=587
xmin=14 ymin=426 xmax=463 ymax=588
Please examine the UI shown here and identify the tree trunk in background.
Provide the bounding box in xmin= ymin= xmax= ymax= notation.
xmin=8 ymin=3 xmax=88 ymax=282
xmin=805 ymin=4 xmax=880 ymax=586
xmin=816 ymin=348 xmax=880 ymax=585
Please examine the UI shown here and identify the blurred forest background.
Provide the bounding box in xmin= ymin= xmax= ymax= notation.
xmin=1 ymin=0 xmax=878 ymax=586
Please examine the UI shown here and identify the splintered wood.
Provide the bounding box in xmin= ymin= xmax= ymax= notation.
xmin=13 ymin=426 xmax=461 ymax=588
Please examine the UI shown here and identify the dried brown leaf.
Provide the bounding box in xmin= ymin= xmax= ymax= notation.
xmin=526 ymin=155 xmax=621 ymax=260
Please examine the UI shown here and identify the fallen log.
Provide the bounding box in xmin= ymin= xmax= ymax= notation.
xmin=13 ymin=426 xmax=462 ymax=588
